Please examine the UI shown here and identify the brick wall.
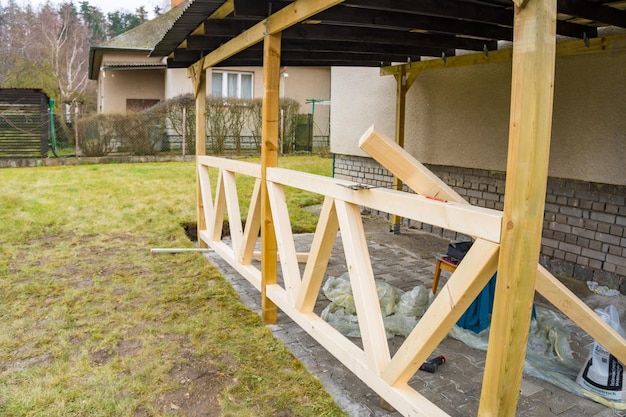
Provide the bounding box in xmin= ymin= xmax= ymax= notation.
xmin=334 ymin=154 xmax=626 ymax=292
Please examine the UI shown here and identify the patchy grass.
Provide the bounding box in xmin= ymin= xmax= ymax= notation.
xmin=0 ymin=156 xmax=345 ymax=416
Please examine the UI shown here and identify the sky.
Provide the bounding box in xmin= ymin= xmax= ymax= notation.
xmin=17 ymin=0 xmax=172 ymax=17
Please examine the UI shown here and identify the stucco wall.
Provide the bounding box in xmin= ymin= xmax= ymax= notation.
xmin=100 ymin=69 xmax=165 ymax=114
xmin=164 ymin=68 xmax=194 ymax=99
xmin=331 ymin=50 xmax=626 ymax=186
xmin=282 ymin=67 xmax=331 ymax=137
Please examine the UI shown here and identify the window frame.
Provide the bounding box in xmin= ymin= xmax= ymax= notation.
xmin=211 ymin=70 xmax=254 ymax=99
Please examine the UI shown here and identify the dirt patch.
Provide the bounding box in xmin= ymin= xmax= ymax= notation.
xmin=141 ymin=351 xmax=233 ymax=417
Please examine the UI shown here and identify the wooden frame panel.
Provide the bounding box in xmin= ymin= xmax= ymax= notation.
xmin=196 ymin=147 xmax=625 ymax=416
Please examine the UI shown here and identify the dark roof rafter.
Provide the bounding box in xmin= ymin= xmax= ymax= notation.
xmin=152 ymin=0 xmax=626 ymax=68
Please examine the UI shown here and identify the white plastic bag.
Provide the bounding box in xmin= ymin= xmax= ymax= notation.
xmin=577 ymin=304 xmax=626 ymax=407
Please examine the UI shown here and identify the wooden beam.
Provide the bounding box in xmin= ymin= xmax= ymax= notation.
xmin=559 ymin=0 xmax=626 ymax=28
xmin=261 ymin=31 xmax=282 ymax=324
xmin=189 ymin=58 xmax=206 ymax=98
xmin=267 ymin=181 xmax=302 ymax=303
xmin=189 ymin=0 xmax=235 ymax=37
xmin=283 ymin=24 xmax=497 ymax=51
xmin=383 ymin=239 xmax=499 ymax=385
xmin=195 ymin=72 xmax=207 ymax=249
xmin=202 ymin=0 xmax=346 ymax=69
xmin=359 ymin=126 xmax=468 ymax=204
xmin=390 ymin=66 xmax=407 ymax=233
xmin=295 ymin=196 xmax=339 ymax=313
xmin=479 ymin=1 xmax=557 ymax=416
xmin=334 ymin=199 xmax=390 ymax=374
xmin=267 ymin=167 xmax=502 ymax=243
xmin=381 ymin=34 xmax=626 ymax=76
xmin=535 ymin=266 xmax=626 ymax=365
xmin=241 ymin=179 xmax=262 ymax=265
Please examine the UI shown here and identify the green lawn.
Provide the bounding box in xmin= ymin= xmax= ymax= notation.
xmin=0 ymin=156 xmax=345 ymax=417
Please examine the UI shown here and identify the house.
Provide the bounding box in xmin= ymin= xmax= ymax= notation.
xmin=152 ymin=1 xmax=626 ymax=416
xmin=88 ymin=0 xmax=330 ymax=146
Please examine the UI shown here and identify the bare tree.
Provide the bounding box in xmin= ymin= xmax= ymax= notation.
xmin=36 ymin=3 xmax=91 ymax=118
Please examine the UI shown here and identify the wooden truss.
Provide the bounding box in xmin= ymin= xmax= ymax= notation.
xmin=186 ymin=1 xmax=626 ymax=414
xmin=196 ymin=126 xmax=625 ymax=416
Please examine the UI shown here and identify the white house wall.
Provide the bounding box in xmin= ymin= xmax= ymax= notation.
xmin=164 ymin=68 xmax=194 ymax=99
xmin=331 ymin=50 xmax=626 ymax=187
xmin=99 ymin=68 xmax=165 ymax=113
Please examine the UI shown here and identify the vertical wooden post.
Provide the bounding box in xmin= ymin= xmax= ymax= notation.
xmin=261 ymin=32 xmax=281 ymax=324
xmin=478 ymin=1 xmax=556 ymax=415
xmin=195 ymin=69 xmax=208 ymax=249
xmin=390 ymin=66 xmax=407 ymax=233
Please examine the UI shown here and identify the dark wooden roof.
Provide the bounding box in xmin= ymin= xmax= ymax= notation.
xmin=152 ymin=0 xmax=626 ymax=68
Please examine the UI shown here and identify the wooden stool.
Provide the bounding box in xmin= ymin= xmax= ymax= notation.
xmin=432 ymin=254 xmax=459 ymax=294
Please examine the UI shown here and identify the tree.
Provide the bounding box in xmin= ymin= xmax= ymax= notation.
xmin=79 ymin=1 xmax=107 ymax=43
xmin=107 ymin=10 xmax=142 ymax=38
xmin=36 ymin=2 xmax=91 ymax=114
xmin=135 ymin=6 xmax=148 ymax=22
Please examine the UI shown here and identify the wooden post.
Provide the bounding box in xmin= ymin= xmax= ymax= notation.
xmin=390 ymin=66 xmax=407 ymax=233
xmin=478 ymin=1 xmax=556 ymax=415
xmin=195 ymin=70 xmax=207 ymax=249
xmin=261 ymin=32 xmax=281 ymax=324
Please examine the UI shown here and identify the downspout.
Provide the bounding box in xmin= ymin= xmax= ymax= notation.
xmin=49 ymin=99 xmax=58 ymax=157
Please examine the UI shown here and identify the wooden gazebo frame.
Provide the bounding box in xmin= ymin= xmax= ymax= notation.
xmin=153 ymin=1 xmax=626 ymax=415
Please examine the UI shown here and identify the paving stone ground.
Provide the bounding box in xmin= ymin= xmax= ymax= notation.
xmin=205 ymin=214 xmax=626 ymax=417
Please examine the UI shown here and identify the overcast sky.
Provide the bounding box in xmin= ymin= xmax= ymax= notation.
xmin=17 ymin=0 xmax=173 ymax=17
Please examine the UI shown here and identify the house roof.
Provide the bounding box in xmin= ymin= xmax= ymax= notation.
xmin=152 ymin=0 xmax=626 ymax=69
xmin=88 ymin=1 xmax=190 ymax=80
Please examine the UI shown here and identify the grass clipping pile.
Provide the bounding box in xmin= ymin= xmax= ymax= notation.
xmin=0 ymin=162 xmax=345 ymax=417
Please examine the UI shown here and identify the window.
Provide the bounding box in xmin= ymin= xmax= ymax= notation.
xmin=211 ymin=71 xmax=253 ymax=99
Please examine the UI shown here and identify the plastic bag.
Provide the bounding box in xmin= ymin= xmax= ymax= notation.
xmin=320 ymin=302 xmax=361 ymax=338
xmin=376 ymin=280 xmax=403 ymax=317
xmin=577 ymin=304 xmax=626 ymax=408
xmin=396 ymin=285 xmax=430 ymax=318
xmin=322 ymin=274 xmax=356 ymax=314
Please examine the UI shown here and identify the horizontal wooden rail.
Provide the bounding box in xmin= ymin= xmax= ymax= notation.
xmin=197 ymin=155 xmax=261 ymax=177
xmin=267 ymin=167 xmax=502 ymax=243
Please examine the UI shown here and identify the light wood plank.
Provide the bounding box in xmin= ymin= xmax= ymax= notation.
xmin=535 ymin=265 xmax=626 ymax=364
xmin=222 ymin=170 xmax=244 ymax=259
xmin=359 ymin=125 xmax=467 ymax=204
xmin=295 ymin=196 xmax=339 ymax=313
xmin=391 ymin=67 xmax=407 ymax=232
xmin=266 ymin=284 xmax=450 ymax=417
xmin=195 ymin=73 xmax=207 ymax=248
xmin=382 ymin=239 xmax=499 ymax=385
xmin=267 ymin=181 xmax=302 ymax=303
xmin=211 ymin=170 xmax=227 ymax=242
xmin=479 ymin=1 xmax=557 ymax=415
xmin=261 ymin=32 xmax=281 ymax=324
xmin=240 ymin=179 xmax=262 ymax=265
xmin=267 ymin=168 xmax=502 ymax=242
xmin=197 ymin=164 xmax=214 ymax=243
xmin=334 ymin=199 xmax=391 ymax=375
xmin=198 ymin=155 xmax=261 ymax=178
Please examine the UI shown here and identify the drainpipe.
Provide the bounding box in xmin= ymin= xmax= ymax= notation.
xmin=49 ymin=99 xmax=58 ymax=157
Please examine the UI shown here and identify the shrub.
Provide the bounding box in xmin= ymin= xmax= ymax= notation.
xmin=76 ymin=114 xmax=118 ymax=156
xmin=119 ymin=112 xmax=166 ymax=156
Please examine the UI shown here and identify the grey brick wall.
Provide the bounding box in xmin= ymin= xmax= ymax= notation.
xmin=334 ymin=154 xmax=626 ymax=292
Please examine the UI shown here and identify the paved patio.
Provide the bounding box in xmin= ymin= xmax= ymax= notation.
xmin=205 ymin=213 xmax=626 ymax=417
